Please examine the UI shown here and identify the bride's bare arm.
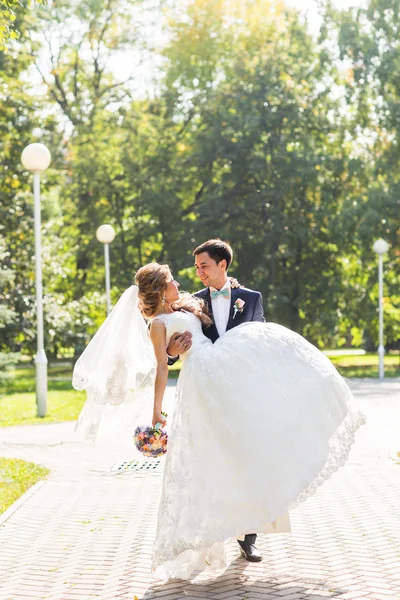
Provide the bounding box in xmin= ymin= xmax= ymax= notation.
xmin=150 ymin=320 xmax=169 ymax=427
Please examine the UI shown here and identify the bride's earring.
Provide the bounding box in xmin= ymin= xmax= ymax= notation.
xmin=162 ymin=294 xmax=166 ymax=311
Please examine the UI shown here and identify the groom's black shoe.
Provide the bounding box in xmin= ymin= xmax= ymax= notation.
xmin=237 ymin=534 xmax=262 ymax=562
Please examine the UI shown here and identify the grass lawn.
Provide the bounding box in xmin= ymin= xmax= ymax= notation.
xmin=0 ymin=457 xmax=49 ymax=515
xmin=0 ymin=362 xmax=181 ymax=427
xmin=328 ymin=352 xmax=400 ymax=378
xmin=0 ymin=352 xmax=398 ymax=428
xmin=0 ymin=365 xmax=86 ymax=427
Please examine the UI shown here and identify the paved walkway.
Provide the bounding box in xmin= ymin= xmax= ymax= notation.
xmin=0 ymin=379 xmax=399 ymax=600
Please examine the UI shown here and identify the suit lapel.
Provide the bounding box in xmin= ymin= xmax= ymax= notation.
xmin=226 ymin=287 xmax=239 ymax=331
xmin=200 ymin=288 xmax=219 ymax=341
xmin=203 ymin=288 xmax=214 ymax=319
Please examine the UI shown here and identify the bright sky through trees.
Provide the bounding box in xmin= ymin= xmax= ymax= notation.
xmin=285 ymin=0 xmax=367 ymax=35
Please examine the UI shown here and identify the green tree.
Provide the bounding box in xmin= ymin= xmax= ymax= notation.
xmin=0 ymin=233 xmax=19 ymax=382
xmin=24 ymin=0 xmax=171 ymax=296
xmin=5 ymin=0 xmax=397 ymax=357
xmin=0 ymin=6 xmax=64 ymax=356
xmin=0 ymin=40 xmax=42 ymax=355
xmin=0 ymin=0 xmax=20 ymax=49
xmin=0 ymin=0 xmax=44 ymax=50
xmin=157 ymin=0 xmax=359 ymax=344
xmin=324 ymin=0 xmax=400 ymax=348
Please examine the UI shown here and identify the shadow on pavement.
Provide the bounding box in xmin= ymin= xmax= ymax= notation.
xmin=144 ymin=556 xmax=347 ymax=599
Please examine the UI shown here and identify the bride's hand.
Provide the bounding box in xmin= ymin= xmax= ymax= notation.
xmin=152 ymin=411 xmax=167 ymax=428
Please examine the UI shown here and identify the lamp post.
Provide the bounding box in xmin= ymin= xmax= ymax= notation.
xmin=96 ymin=224 xmax=116 ymax=315
xmin=21 ymin=143 xmax=51 ymax=417
xmin=373 ymin=238 xmax=389 ymax=380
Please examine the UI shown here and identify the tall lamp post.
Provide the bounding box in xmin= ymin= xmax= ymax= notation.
xmin=21 ymin=143 xmax=51 ymax=417
xmin=96 ymin=224 xmax=116 ymax=315
xmin=373 ymin=238 xmax=389 ymax=380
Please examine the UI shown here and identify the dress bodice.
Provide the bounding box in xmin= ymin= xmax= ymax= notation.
xmin=153 ymin=310 xmax=212 ymax=359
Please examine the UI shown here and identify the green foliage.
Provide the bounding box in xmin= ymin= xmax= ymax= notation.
xmin=159 ymin=1 xmax=354 ymax=341
xmin=0 ymin=234 xmax=20 ymax=381
xmin=1 ymin=0 xmax=398 ymax=358
xmin=0 ymin=0 xmax=44 ymax=50
xmin=325 ymin=0 xmax=400 ymax=348
xmin=0 ymin=0 xmax=20 ymax=49
xmin=0 ymin=457 xmax=49 ymax=514
xmin=15 ymin=287 xmax=108 ymax=359
xmin=0 ymin=32 xmax=44 ymax=356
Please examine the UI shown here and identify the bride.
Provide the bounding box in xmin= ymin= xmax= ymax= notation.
xmin=73 ymin=262 xmax=365 ymax=581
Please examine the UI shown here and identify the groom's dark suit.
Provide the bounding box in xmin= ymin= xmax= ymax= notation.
xmin=194 ymin=285 xmax=265 ymax=342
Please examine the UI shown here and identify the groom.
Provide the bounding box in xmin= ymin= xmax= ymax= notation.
xmin=167 ymin=238 xmax=265 ymax=563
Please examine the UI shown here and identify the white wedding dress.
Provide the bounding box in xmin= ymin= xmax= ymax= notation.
xmin=151 ymin=310 xmax=365 ymax=581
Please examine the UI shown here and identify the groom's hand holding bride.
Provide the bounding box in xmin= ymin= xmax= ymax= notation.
xmin=167 ymin=331 xmax=193 ymax=357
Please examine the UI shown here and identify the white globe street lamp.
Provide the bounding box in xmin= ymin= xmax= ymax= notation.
xmin=21 ymin=143 xmax=52 ymax=418
xmin=21 ymin=144 xmax=51 ymax=173
xmin=373 ymin=238 xmax=389 ymax=380
xmin=96 ymin=224 xmax=116 ymax=315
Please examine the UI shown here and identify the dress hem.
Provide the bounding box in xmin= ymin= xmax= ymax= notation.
xmin=151 ymin=408 xmax=365 ymax=580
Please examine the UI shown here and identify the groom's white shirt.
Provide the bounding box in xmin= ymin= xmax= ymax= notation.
xmin=209 ymin=279 xmax=231 ymax=338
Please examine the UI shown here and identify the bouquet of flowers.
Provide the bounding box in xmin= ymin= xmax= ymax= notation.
xmin=133 ymin=412 xmax=168 ymax=458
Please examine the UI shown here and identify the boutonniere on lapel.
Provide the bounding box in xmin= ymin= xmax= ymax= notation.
xmin=233 ymin=298 xmax=245 ymax=319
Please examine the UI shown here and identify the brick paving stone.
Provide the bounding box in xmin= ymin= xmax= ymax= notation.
xmin=276 ymin=595 xmax=305 ymax=600
xmin=335 ymin=593 xmax=371 ymax=600
xmin=367 ymin=596 xmax=399 ymax=600
xmin=241 ymin=590 xmax=278 ymax=600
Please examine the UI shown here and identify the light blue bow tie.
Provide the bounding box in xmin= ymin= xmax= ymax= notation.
xmin=211 ymin=288 xmax=231 ymax=300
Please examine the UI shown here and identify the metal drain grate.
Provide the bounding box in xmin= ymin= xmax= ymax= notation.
xmin=111 ymin=459 xmax=164 ymax=474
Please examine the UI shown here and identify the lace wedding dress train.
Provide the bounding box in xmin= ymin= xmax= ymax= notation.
xmin=151 ymin=311 xmax=365 ymax=581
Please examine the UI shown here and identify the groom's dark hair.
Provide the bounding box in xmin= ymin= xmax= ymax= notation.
xmin=193 ymin=239 xmax=233 ymax=270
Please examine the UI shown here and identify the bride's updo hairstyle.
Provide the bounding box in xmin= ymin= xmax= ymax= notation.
xmin=135 ymin=263 xmax=170 ymax=318
xmin=135 ymin=262 xmax=212 ymax=326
